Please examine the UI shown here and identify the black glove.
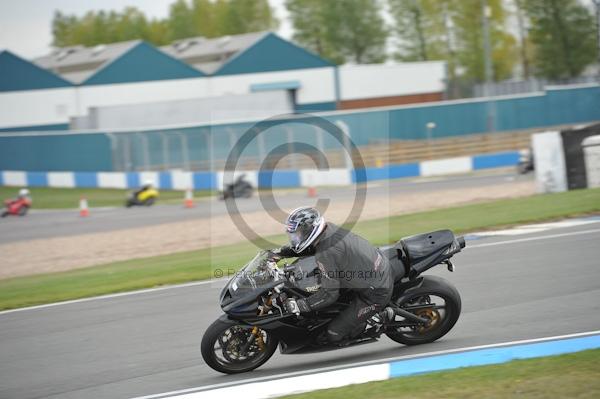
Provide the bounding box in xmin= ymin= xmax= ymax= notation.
xmin=266 ymin=249 xmax=283 ymax=262
xmin=284 ymin=298 xmax=311 ymax=315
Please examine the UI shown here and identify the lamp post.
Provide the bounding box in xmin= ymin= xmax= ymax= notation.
xmin=594 ymin=0 xmax=600 ymax=82
xmin=426 ymin=122 xmax=436 ymax=159
xmin=481 ymin=0 xmax=496 ymax=132
xmin=426 ymin=122 xmax=436 ymax=142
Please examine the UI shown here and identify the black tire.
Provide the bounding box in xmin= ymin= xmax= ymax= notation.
xmin=386 ymin=275 xmax=461 ymax=346
xmin=201 ymin=318 xmax=279 ymax=374
xmin=242 ymin=187 xmax=253 ymax=198
xmin=18 ymin=206 xmax=29 ymax=216
xmin=144 ymin=197 xmax=155 ymax=206
xmin=1 ymin=210 xmax=8 ymax=218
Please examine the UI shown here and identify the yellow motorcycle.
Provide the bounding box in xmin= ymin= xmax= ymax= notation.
xmin=125 ymin=185 xmax=159 ymax=207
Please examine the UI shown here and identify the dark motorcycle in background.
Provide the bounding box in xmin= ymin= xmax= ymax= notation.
xmin=220 ymin=174 xmax=254 ymax=200
xmin=201 ymin=229 xmax=466 ymax=374
xmin=517 ymin=148 xmax=534 ymax=175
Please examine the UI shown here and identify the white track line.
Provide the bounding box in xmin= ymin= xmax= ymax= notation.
xmin=0 ymin=278 xmax=227 ymax=316
xmin=132 ymin=329 xmax=600 ymax=399
xmin=2 ymin=226 xmax=599 ymax=316
xmin=468 ymin=228 xmax=600 ymax=249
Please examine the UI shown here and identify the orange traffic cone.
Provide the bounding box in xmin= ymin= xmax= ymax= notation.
xmin=307 ymin=186 xmax=317 ymax=198
xmin=79 ymin=196 xmax=89 ymax=217
xmin=184 ymin=188 xmax=194 ymax=208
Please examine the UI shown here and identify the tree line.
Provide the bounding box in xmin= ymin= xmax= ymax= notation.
xmin=52 ymin=0 xmax=278 ymax=47
xmin=52 ymin=0 xmax=599 ymax=83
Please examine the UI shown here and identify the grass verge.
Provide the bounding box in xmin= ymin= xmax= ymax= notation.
xmin=0 ymin=188 xmax=599 ymax=310
xmin=0 ymin=186 xmax=213 ymax=209
xmin=280 ymin=348 xmax=600 ymax=399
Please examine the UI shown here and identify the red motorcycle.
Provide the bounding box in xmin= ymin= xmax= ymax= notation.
xmin=2 ymin=192 xmax=32 ymax=217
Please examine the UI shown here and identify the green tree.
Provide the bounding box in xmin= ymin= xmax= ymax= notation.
xmin=218 ymin=0 xmax=279 ymax=35
xmin=388 ymin=0 xmax=516 ymax=83
xmin=513 ymin=0 xmax=533 ymax=79
xmin=452 ymin=0 xmax=517 ymax=82
xmin=167 ymin=0 xmax=198 ymax=40
xmin=52 ymin=11 xmax=78 ymax=47
xmin=285 ymin=0 xmax=339 ymax=62
xmin=523 ymin=0 xmax=598 ymax=79
xmin=286 ymin=0 xmax=388 ymax=64
xmin=164 ymin=0 xmax=278 ymax=40
xmin=51 ymin=0 xmax=279 ymax=48
xmin=388 ymin=0 xmax=448 ymax=62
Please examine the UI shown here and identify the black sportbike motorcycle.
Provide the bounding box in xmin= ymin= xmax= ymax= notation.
xmin=220 ymin=174 xmax=254 ymax=200
xmin=201 ymin=229 xmax=466 ymax=374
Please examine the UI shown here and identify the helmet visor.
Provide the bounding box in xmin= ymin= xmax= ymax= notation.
xmin=287 ymin=230 xmax=303 ymax=249
xmin=286 ymin=222 xmax=313 ymax=252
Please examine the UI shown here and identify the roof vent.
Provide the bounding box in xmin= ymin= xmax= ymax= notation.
xmin=218 ymin=36 xmax=232 ymax=47
xmin=92 ymin=44 xmax=106 ymax=56
xmin=174 ymin=37 xmax=206 ymax=52
xmin=175 ymin=40 xmax=192 ymax=53
xmin=55 ymin=47 xmax=79 ymax=61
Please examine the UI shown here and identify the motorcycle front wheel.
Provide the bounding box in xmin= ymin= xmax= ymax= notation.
xmin=201 ymin=318 xmax=279 ymax=374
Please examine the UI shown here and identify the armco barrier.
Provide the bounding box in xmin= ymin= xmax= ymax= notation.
xmin=0 ymin=151 xmax=519 ymax=190
xmin=134 ymin=331 xmax=600 ymax=399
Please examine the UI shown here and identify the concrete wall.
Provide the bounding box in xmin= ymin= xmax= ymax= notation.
xmin=0 ymin=151 xmax=520 ymax=190
xmin=0 ymin=87 xmax=76 ymax=130
xmin=81 ymin=91 xmax=293 ymax=129
xmin=210 ymin=66 xmax=337 ymax=107
xmin=339 ymin=62 xmax=445 ymax=101
xmin=0 ymin=62 xmax=447 ymax=131
xmin=0 ymin=85 xmax=598 ymax=173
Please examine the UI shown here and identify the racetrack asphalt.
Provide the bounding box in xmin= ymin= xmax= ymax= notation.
xmin=0 ymin=172 xmax=529 ymax=243
xmin=1 ymin=221 xmax=599 ymax=399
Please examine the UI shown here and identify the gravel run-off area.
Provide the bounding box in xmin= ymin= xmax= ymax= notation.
xmin=0 ymin=180 xmax=534 ymax=279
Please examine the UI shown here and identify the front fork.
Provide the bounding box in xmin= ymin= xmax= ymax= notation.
xmin=240 ymin=303 xmax=270 ymax=355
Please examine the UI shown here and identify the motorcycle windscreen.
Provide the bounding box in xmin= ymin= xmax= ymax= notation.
xmin=230 ymin=252 xmax=275 ymax=292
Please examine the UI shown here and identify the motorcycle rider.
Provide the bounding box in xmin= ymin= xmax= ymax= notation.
xmin=134 ymin=179 xmax=154 ymax=198
xmin=17 ymin=188 xmax=31 ymax=201
xmin=271 ymin=206 xmax=393 ymax=344
xmin=2 ymin=188 xmax=32 ymax=217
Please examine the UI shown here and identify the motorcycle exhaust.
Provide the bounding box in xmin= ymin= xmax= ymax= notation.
xmin=384 ymin=306 xmax=430 ymax=324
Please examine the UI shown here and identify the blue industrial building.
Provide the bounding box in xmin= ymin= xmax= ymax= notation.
xmin=0 ymin=50 xmax=72 ymax=92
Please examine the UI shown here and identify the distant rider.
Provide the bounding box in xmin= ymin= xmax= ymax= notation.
xmin=271 ymin=206 xmax=394 ymax=344
xmin=134 ymin=179 xmax=154 ymax=198
xmin=17 ymin=188 xmax=31 ymax=203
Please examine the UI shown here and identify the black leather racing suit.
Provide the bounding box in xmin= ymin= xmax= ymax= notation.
xmin=276 ymin=222 xmax=393 ymax=342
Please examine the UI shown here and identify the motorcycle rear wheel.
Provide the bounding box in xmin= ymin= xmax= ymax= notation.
xmin=144 ymin=197 xmax=155 ymax=206
xmin=201 ymin=318 xmax=279 ymax=374
xmin=386 ymin=276 xmax=461 ymax=346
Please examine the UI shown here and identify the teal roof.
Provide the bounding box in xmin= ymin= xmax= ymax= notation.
xmin=214 ymin=33 xmax=333 ymax=76
xmin=0 ymin=51 xmax=72 ymax=92
xmin=83 ymin=41 xmax=205 ymax=85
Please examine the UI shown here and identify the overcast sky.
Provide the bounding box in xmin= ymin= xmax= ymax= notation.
xmin=0 ymin=0 xmax=292 ymax=59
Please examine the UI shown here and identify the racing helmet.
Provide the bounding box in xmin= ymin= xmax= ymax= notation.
xmin=285 ymin=207 xmax=326 ymax=253
xmin=18 ymin=188 xmax=30 ymax=197
xmin=143 ymin=179 xmax=154 ymax=188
